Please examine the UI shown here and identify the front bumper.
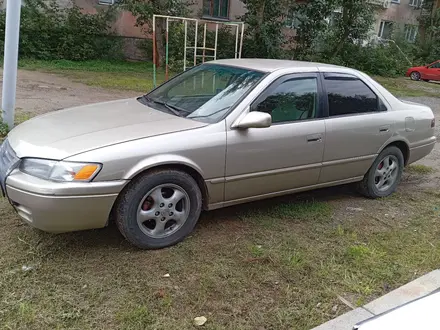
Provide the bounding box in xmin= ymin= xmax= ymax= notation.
xmin=5 ymin=170 xmax=128 ymax=233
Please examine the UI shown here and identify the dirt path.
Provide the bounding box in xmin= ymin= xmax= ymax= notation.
xmin=0 ymin=69 xmax=137 ymax=116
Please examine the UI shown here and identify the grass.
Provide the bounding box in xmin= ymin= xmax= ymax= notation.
xmin=2 ymin=184 xmax=440 ymax=329
xmin=406 ymin=164 xmax=435 ymax=174
xmin=12 ymin=59 xmax=440 ymax=99
xmin=2 ymin=59 xmax=440 ymax=328
xmin=18 ymin=59 xmax=167 ymax=93
xmin=374 ymin=76 xmax=440 ymax=98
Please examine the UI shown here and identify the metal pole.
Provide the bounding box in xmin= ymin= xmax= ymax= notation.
xmin=165 ymin=17 xmax=169 ymax=81
xmin=194 ymin=21 xmax=199 ymax=67
xmin=152 ymin=15 xmax=157 ymax=88
xmin=239 ymin=23 xmax=244 ymax=59
xmin=2 ymin=0 xmax=22 ymax=128
xmin=202 ymin=23 xmax=207 ymax=63
xmin=214 ymin=23 xmax=219 ymax=60
xmin=183 ymin=20 xmax=188 ymax=71
xmin=234 ymin=25 xmax=239 ymax=59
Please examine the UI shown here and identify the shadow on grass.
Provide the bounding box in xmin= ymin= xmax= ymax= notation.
xmin=35 ymin=184 xmax=358 ymax=254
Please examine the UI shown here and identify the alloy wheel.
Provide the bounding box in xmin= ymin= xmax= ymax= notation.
xmin=374 ymin=155 xmax=399 ymax=192
xmin=136 ymin=184 xmax=190 ymax=238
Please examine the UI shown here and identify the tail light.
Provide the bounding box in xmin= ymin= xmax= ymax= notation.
xmin=431 ymin=118 xmax=435 ymax=128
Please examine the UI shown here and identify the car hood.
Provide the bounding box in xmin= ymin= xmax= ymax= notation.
xmin=7 ymin=98 xmax=207 ymax=159
xmin=408 ymin=66 xmax=426 ymax=71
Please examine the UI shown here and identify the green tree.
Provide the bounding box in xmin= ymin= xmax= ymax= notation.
xmin=240 ymin=0 xmax=287 ymax=58
xmin=119 ymin=0 xmax=191 ymax=66
xmin=291 ymin=0 xmax=337 ymax=60
xmin=328 ymin=0 xmax=375 ymax=58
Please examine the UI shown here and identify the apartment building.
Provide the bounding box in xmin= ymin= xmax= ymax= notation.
xmin=371 ymin=0 xmax=424 ymax=42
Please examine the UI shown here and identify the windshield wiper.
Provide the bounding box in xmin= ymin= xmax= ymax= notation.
xmin=142 ymin=96 xmax=189 ymax=117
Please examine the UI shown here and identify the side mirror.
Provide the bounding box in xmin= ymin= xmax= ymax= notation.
xmin=234 ymin=111 xmax=272 ymax=129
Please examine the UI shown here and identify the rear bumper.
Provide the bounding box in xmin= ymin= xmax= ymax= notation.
xmin=5 ymin=170 xmax=127 ymax=233
xmin=408 ymin=139 xmax=436 ymax=164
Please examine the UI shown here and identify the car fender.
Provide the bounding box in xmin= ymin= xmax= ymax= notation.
xmin=123 ymin=154 xmax=206 ymax=180
xmin=377 ymin=135 xmax=411 ymax=160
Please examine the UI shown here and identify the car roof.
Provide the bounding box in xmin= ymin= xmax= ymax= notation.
xmin=209 ymin=58 xmax=345 ymax=73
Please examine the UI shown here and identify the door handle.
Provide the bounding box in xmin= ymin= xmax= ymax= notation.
xmin=379 ymin=125 xmax=390 ymax=132
xmin=307 ymin=134 xmax=322 ymax=142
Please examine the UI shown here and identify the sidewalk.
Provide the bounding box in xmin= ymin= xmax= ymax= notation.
xmin=311 ymin=269 xmax=440 ymax=330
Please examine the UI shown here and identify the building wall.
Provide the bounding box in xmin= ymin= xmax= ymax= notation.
xmin=373 ymin=0 xmax=423 ymax=37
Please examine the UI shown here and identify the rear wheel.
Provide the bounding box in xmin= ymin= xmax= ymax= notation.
xmin=410 ymin=71 xmax=421 ymax=81
xmin=357 ymin=146 xmax=404 ymax=198
xmin=115 ymin=169 xmax=202 ymax=249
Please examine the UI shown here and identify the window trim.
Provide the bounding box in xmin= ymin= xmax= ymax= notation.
xmin=98 ymin=0 xmax=118 ymax=5
xmin=249 ymin=73 xmax=326 ymax=125
xmin=378 ymin=20 xmax=393 ymax=39
xmin=404 ymin=24 xmax=418 ymax=42
xmin=321 ymin=72 xmax=388 ymax=119
xmin=203 ymin=0 xmax=230 ymax=19
xmin=408 ymin=0 xmax=423 ymax=7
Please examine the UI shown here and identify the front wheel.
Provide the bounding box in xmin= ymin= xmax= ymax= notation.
xmin=357 ymin=146 xmax=404 ymax=198
xmin=410 ymin=71 xmax=421 ymax=81
xmin=114 ymin=169 xmax=202 ymax=249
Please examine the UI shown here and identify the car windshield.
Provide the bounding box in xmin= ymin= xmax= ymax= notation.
xmin=144 ymin=64 xmax=265 ymax=123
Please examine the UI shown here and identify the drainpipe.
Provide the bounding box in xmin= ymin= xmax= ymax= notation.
xmin=2 ymin=0 xmax=22 ymax=129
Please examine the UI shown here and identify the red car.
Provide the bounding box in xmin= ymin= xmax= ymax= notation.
xmin=406 ymin=60 xmax=440 ymax=81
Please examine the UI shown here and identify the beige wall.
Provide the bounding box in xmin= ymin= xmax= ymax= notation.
xmin=373 ymin=0 xmax=422 ymax=34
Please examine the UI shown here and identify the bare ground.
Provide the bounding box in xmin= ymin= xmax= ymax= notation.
xmin=1 ymin=71 xmax=440 ymax=329
xmin=1 ymin=69 xmax=137 ymax=117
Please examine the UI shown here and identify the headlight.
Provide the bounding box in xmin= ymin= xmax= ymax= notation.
xmin=19 ymin=158 xmax=102 ymax=182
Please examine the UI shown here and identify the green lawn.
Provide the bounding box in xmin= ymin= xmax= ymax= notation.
xmin=16 ymin=59 xmax=440 ymax=98
xmin=373 ymin=75 xmax=440 ymax=98
xmin=18 ymin=59 xmax=167 ymax=93
xmin=2 ymin=176 xmax=440 ymax=329
xmin=1 ymin=60 xmax=439 ymax=329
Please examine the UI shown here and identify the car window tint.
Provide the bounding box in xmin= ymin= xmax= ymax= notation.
xmin=254 ymin=77 xmax=318 ymax=123
xmin=324 ymin=78 xmax=379 ymax=116
xmin=429 ymin=62 xmax=440 ymax=69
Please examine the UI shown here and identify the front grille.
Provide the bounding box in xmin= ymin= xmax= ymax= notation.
xmin=0 ymin=139 xmax=19 ymax=196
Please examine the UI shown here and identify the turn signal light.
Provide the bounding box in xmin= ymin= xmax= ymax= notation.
xmin=74 ymin=165 xmax=100 ymax=180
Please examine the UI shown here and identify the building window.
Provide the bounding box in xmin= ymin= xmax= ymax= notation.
xmin=409 ymin=0 xmax=423 ymax=7
xmin=378 ymin=21 xmax=393 ymax=39
xmin=404 ymin=25 xmax=418 ymax=42
xmin=203 ymin=0 xmax=229 ymax=19
xmin=98 ymin=0 xmax=118 ymax=5
xmin=284 ymin=10 xmax=300 ymax=29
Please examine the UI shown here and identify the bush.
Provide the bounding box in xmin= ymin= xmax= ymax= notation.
xmin=0 ymin=120 xmax=8 ymax=138
xmin=324 ymin=42 xmax=412 ymax=76
xmin=0 ymin=0 xmax=123 ymax=61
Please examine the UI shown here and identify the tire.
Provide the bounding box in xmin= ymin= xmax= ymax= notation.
xmin=357 ymin=146 xmax=404 ymax=199
xmin=115 ymin=169 xmax=202 ymax=249
xmin=410 ymin=71 xmax=421 ymax=81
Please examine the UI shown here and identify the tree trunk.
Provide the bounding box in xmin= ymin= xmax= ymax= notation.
xmin=332 ymin=3 xmax=351 ymax=58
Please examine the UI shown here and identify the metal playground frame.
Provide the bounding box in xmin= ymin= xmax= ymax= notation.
xmin=152 ymin=14 xmax=245 ymax=87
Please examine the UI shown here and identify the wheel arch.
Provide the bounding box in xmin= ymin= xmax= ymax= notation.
xmin=380 ymin=140 xmax=410 ymax=166
xmin=125 ymin=162 xmax=209 ymax=210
